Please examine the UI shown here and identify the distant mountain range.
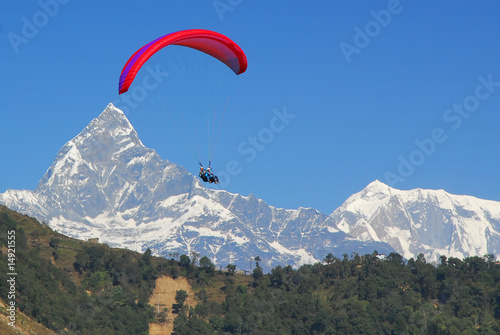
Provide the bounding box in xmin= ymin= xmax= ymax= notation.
xmin=328 ymin=179 xmax=500 ymax=263
xmin=2 ymin=104 xmax=499 ymax=271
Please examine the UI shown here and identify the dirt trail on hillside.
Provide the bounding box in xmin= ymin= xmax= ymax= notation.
xmin=149 ymin=276 xmax=197 ymax=335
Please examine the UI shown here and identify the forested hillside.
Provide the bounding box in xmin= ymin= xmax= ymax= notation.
xmin=2 ymin=205 xmax=500 ymax=334
xmin=0 ymin=205 xmax=158 ymax=334
xmin=175 ymin=252 xmax=500 ymax=334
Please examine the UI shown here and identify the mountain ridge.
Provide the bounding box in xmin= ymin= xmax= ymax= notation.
xmin=3 ymin=103 xmax=500 ymax=270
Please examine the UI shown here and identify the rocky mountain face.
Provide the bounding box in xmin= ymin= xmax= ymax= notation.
xmin=327 ymin=180 xmax=500 ymax=263
xmin=0 ymin=104 xmax=394 ymax=272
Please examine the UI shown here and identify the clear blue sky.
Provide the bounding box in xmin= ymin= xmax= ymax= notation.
xmin=1 ymin=1 xmax=500 ymax=214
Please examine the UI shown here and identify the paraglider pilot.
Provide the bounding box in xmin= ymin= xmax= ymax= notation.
xmin=199 ymin=162 xmax=219 ymax=184
xmin=199 ymin=166 xmax=209 ymax=182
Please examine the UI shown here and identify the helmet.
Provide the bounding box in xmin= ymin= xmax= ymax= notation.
xmin=207 ymin=167 xmax=211 ymax=171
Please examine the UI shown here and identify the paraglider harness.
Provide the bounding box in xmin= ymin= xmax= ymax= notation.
xmin=199 ymin=162 xmax=219 ymax=184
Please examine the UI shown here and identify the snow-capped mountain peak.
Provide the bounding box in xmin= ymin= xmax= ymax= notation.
xmin=92 ymin=103 xmax=140 ymax=142
xmin=359 ymin=180 xmax=392 ymax=200
xmin=35 ymin=103 xmax=153 ymax=199
xmin=330 ymin=182 xmax=500 ymax=262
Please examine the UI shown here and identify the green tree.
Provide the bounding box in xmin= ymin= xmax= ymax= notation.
xmin=175 ymin=289 xmax=188 ymax=308
xmin=254 ymin=256 xmax=261 ymax=268
xmin=324 ymin=252 xmax=336 ymax=265
xmin=252 ymin=266 xmax=264 ymax=282
xmin=87 ymin=270 xmax=112 ymax=291
xmin=199 ymin=256 xmax=215 ymax=275
xmin=180 ymin=254 xmax=191 ymax=268
xmin=190 ymin=250 xmax=200 ymax=267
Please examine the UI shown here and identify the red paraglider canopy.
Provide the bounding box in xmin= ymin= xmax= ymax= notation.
xmin=119 ymin=29 xmax=247 ymax=94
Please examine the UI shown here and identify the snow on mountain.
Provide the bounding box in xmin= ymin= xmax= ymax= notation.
xmin=0 ymin=103 xmax=394 ymax=272
xmin=328 ymin=180 xmax=500 ymax=263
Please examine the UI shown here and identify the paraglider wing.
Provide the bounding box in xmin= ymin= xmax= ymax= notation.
xmin=119 ymin=29 xmax=247 ymax=94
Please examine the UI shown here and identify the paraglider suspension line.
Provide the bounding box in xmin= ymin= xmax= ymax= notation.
xmin=209 ymin=96 xmax=229 ymax=162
